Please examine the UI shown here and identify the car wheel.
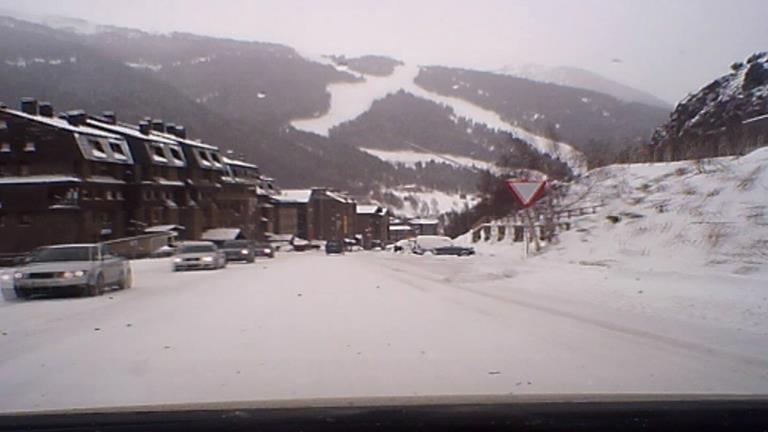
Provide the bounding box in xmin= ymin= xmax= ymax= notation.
xmin=88 ymin=274 xmax=105 ymax=297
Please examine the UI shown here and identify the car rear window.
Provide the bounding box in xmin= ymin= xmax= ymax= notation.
xmin=181 ymin=244 xmax=216 ymax=253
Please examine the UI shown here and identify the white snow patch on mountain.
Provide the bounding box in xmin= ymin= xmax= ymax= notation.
xmin=360 ymin=148 xmax=496 ymax=172
xmin=291 ymin=63 xmax=587 ymax=173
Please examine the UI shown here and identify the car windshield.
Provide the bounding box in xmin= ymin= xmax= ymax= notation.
xmin=180 ymin=244 xmax=215 ymax=253
xmin=2 ymin=0 xmax=768 ymax=420
xmin=27 ymin=246 xmax=94 ymax=263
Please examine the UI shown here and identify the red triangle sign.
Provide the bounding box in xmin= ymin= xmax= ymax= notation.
xmin=505 ymin=180 xmax=546 ymax=208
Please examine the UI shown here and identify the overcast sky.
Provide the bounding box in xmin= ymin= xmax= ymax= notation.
xmin=2 ymin=0 xmax=766 ymax=103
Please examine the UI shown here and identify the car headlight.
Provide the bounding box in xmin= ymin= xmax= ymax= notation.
xmin=241 ymin=249 xmax=249 ymax=254
xmin=61 ymin=271 xmax=74 ymax=279
xmin=202 ymin=256 xmax=214 ymax=262
xmin=0 ymin=273 xmax=11 ymax=281
xmin=14 ymin=272 xmax=24 ymax=280
xmin=173 ymin=257 xmax=182 ymax=263
xmin=263 ymin=249 xmax=271 ymax=254
xmin=74 ymin=270 xmax=87 ymax=277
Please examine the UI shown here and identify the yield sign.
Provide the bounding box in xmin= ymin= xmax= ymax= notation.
xmin=505 ymin=180 xmax=546 ymax=208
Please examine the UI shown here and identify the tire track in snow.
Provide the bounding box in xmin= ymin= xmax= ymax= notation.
xmin=377 ymin=256 xmax=768 ymax=373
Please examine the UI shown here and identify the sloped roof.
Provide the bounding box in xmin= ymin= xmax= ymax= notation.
xmin=1 ymin=107 xmax=120 ymax=139
xmin=274 ymin=189 xmax=312 ymax=204
xmin=86 ymin=119 xmax=178 ymax=144
xmin=201 ymin=228 xmax=242 ymax=241
xmin=357 ymin=204 xmax=387 ymax=215
xmin=222 ymin=156 xmax=258 ymax=169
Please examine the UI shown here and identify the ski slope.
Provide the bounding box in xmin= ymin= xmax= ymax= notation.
xmin=291 ymin=63 xmax=587 ymax=174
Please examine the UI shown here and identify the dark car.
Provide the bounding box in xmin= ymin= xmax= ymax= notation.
xmin=253 ymin=242 xmax=275 ymax=258
xmin=325 ymin=240 xmax=344 ymax=255
xmin=220 ymin=240 xmax=255 ymax=263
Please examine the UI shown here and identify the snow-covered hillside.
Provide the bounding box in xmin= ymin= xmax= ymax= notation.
xmin=372 ymin=186 xmax=480 ymax=218
xmin=360 ymin=148 xmax=495 ymax=172
xmin=291 ymin=63 xmax=587 ymax=174
xmin=470 ymin=147 xmax=768 ymax=278
xmin=498 ymin=63 xmax=671 ymax=108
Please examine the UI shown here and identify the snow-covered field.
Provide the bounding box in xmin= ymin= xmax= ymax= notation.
xmin=1 ymin=244 xmax=767 ymax=413
xmin=290 ymin=63 xmax=586 ymax=173
xmin=360 ymin=148 xmax=495 ymax=172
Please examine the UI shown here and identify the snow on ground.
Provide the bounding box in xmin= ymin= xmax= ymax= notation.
xmin=1 ymin=248 xmax=767 ymax=413
xmin=360 ymin=148 xmax=495 ymax=172
xmin=290 ymin=63 xmax=586 ymax=173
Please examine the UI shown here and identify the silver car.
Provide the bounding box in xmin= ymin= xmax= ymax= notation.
xmin=13 ymin=244 xmax=132 ymax=298
xmin=172 ymin=241 xmax=227 ymax=271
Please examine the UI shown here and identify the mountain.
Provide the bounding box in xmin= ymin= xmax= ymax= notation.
xmin=652 ymin=52 xmax=768 ymax=146
xmin=415 ymin=66 xmax=670 ymax=162
xmin=0 ymin=11 xmax=672 ymax=211
xmin=498 ymin=63 xmax=672 ymax=109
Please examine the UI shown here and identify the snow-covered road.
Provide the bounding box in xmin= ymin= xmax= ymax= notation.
xmin=1 ymin=251 xmax=767 ymax=412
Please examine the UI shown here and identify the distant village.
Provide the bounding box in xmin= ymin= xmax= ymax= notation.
xmin=0 ymin=98 xmax=439 ymax=257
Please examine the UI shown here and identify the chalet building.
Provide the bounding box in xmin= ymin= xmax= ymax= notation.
xmin=0 ymin=100 xmax=135 ymax=254
xmin=272 ymin=189 xmax=313 ymax=240
xmin=309 ymin=188 xmax=356 ymax=241
xmin=148 ymin=125 xmax=231 ymax=240
xmin=653 ymin=114 xmax=768 ymax=162
xmin=408 ymin=218 xmax=440 ymax=236
xmin=86 ymin=114 xmax=190 ymax=237
xmin=0 ymin=97 xmax=274 ymax=254
xmin=388 ymin=224 xmax=416 ymax=242
xmin=355 ymin=205 xmax=389 ymax=248
xmin=272 ymin=188 xmax=357 ymax=241
xmin=256 ymin=175 xmax=278 ymax=235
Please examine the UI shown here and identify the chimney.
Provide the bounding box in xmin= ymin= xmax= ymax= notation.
xmin=20 ymin=97 xmax=38 ymax=115
xmin=151 ymin=119 xmax=165 ymax=133
xmin=138 ymin=121 xmax=151 ymax=135
xmin=65 ymin=109 xmax=87 ymax=126
xmin=172 ymin=125 xmax=187 ymax=139
xmin=38 ymin=102 xmax=54 ymax=117
xmin=101 ymin=111 xmax=116 ymax=124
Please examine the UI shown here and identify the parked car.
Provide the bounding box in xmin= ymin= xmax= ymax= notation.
xmin=325 ymin=240 xmax=344 ymax=255
xmin=253 ymin=242 xmax=275 ymax=258
xmin=173 ymin=241 xmax=227 ymax=271
xmin=12 ymin=243 xmax=132 ymax=298
xmin=412 ymin=235 xmax=475 ymax=256
xmin=220 ymin=240 xmax=255 ymax=263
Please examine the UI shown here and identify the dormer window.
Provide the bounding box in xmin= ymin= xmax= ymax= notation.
xmin=0 ymin=143 xmax=9 ymax=153
xmin=88 ymin=138 xmax=107 ymax=158
xmin=24 ymin=141 xmax=36 ymax=152
xmin=169 ymin=146 xmax=185 ymax=164
xmin=109 ymin=140 xmax=128 ymax=160
xmin=151 ymin=144 xmax=168 ymax=163
xmin=197 ymin=150 xmax=212 ymax=167
xmin=210 ymin=152 xmax=223 ymax=168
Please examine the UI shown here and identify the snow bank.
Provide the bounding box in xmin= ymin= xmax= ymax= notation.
xmin=360 ymin=148 xmax=495 ymax=172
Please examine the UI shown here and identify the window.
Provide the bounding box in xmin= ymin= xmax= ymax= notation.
xmin=105 ymin=190 xmax=114 ymax=200
xmin=151 ymin=144 xmax=168 ymax=163
xmin=0 ymin=142 xmax=10 ymax=153
xmin=0 ymin=214 xmax=5 ymax=227
xmin=88 ymin=138 xmax=107 ymax=158
xmin=0 ymin=120 xmax=7 ymax=130
xmin=23 ymin=141 xmax=36 ymax=152
xmin=169 ymin=146 xmax=185 ymax=164
xmin=19 ymin=214 xmax=32 ymax=227
xmin=197 ymin=149 xmax=212 ymax=167
xmin=19 ymin=163 xmax=29 ymax=176
xmin=109 ymin=140 xmax=128 ymax=160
